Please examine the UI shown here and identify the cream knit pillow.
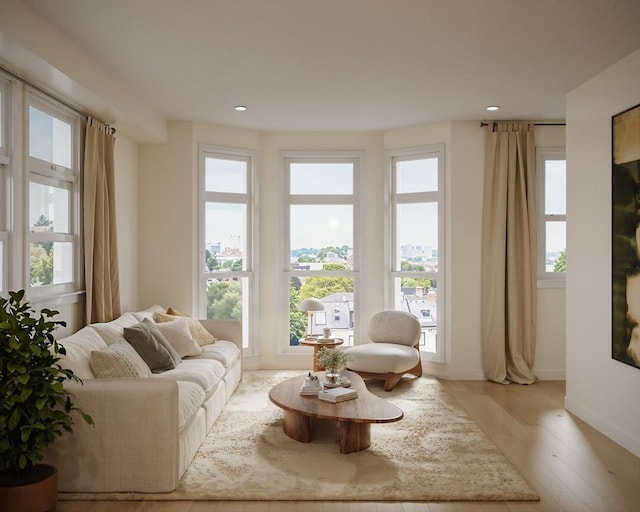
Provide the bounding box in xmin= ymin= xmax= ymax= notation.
xmin=150 ymin=317 xmax=202 ymax=357
xmin=154 ymin=312 xmax=217 ymax=346
xmin=90 ymin=339 xmax=152 ymax=378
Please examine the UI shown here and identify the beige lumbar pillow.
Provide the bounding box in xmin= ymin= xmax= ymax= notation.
xmin=90 ymin=339 xmax=152 ymax=378
xmin=151 ymin=316 xmax=202 ymax=357
xmin=154 ymin=310 xmax=217 ymax=346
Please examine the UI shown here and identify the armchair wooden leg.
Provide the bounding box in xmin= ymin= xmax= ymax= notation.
xmin=408 ymin=356 xmax=423 ymax=378
xmin=384 ymin=374 xmax=404 ymax=391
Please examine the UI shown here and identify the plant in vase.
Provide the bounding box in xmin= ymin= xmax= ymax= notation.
xmin=0 ymin=290 xmax=93 ymax=511
xmin=316 ymin=347 xmax=352 ymax=386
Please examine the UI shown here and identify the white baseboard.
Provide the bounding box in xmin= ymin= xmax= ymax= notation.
xmin=565 ymin=396 xmax=640 ymax=457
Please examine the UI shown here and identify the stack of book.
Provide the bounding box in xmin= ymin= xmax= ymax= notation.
xmin=318 ymin=386 xmax=358 ymax=403
xmin=300 ymin=375 xmax=322 ymax=396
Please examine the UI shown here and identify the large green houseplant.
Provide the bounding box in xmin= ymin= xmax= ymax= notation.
xmin=0 ymin=290 xmax=92 ymax=510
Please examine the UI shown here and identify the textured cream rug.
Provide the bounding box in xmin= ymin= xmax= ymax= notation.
xmin=62 ymin=370 xmax=538 ymax=502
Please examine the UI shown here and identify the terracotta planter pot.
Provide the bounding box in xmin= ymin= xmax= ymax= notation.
xmin=0 ymin=464 xmax=58 ymax=512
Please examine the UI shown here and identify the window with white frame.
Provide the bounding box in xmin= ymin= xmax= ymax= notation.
xmin=26 ymin=91 xmax=82 ymax=296
xmin=0 ymin=73 xmax=10 ymax=293
xmin=199 ymin=146 xmax=256 ymax=352
xmin=388 ymin=145 xmax=445 ymax=362
xmin=284 ymin=153 xmax=360 ymax=348
xmin=537 ymin=148 xmax=566 ymax=282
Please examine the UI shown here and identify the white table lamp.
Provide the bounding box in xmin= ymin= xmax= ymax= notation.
xmin=298 ymin=298 xmax=325 ymax=340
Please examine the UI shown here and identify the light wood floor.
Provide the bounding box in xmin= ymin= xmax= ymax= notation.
xmin=57 ymin=379 xmax=640 ymax=512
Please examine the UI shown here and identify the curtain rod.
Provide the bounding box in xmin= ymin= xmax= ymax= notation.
xmin=0 ymin=65 xmax=116 ymax=134
xmin=480 ymin=121 xmax=566 ymax=128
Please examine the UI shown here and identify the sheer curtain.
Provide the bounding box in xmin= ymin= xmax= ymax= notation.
xmin=481 ymin=123 xmax=537 ymax=384
xmin=84 ymin=118 xmax=120 ymax=323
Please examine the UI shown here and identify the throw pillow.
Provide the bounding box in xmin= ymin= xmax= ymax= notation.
xmin=166 ymin=307 xmax=188 ymax=317
xmin=154 ymin=312 xmax=217 ymax=346
xmin=124 ymin=321 xmax=182 ymax=371
xmin=90 ymin=339 xmax=153 ymax=379
xmin=147 ymin=316 xmax=202 ymax=357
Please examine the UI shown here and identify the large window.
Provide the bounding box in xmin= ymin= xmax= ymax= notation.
xmin=537 ymin=148 xmax=566 ymax=283
xmin=199 ymin=146 xmax=256 ymax=353
xmin=284 ymin=153 xmax=360 ymax=348
xmin=26 ymin=91 xmax=82 ymax=297
xmin=388 ymin=145 xmax=445 ymax=362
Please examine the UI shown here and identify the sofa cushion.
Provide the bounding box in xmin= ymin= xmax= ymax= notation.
xmin=90 ymin=312 xmax=140 ymax=346
xmin=175 ymin=381 xmax=206 ymax=431
xmin=90 ymin=339 xmax=153 ymax=378
xmin=345 ymin=343 xmax=420 ymax=374
xmin=152 ymin=317 xmax=202 ymax=357
xmin=157 ymin=359 xmax=225 ymax=393
xmin=123 ymin=322 xmax=179 ymax=373
xmin=154 ymin=312 xmax=217 ymax=346
xmin=193 ymin=340 xmax=240 ymax=368
xmin=131 ymin=304 xmax=166 ymax=322
xmin=57 ymin=327 xmax=108 ymax=379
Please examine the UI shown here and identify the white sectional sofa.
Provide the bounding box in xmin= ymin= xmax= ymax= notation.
xmin=43 ymin=306 xmax=242 ymax=493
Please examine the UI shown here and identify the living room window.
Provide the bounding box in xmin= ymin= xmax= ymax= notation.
xmin=26 ymin=90 xmax=82 ymax=297
xmin=284 ymin=153 xmax=361 ymax=348
xmin=0 ymin=73 xmax=10 ymax=293
xmin=198 ymin=145 xmax=256 ymax=353
xmin=388 ymin=145 xmax=445 ymax=363
xmin=537 ymin=148 xmax=566 ymax=285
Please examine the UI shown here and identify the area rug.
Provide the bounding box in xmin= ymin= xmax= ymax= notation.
xmin=61 ymin=370 xmax=538 ymax=502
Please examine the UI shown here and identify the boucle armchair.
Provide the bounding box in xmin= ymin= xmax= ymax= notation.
xmin=345 ymin=310 xmax=422 ymax=391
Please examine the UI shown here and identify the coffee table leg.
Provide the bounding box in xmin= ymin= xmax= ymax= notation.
xmin=282 ymin=411 xmax=312 ymax=443
xmin=339 ymin=421 xmax=371 ymax=454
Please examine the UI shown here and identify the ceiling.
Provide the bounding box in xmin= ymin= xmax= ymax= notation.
xmin=24 ymin=0 xmax=640 ymax=132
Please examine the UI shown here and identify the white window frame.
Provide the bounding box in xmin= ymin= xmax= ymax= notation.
xmin=198 ymin=144 xmax=257 ymax=356
xmin=0 ymin=72 xmax=11 ymax=294
xmin=387 ymin=144 xmax=446 ymax=363
xmin=537 ymin=147 xmax=566 ymax=287
xmin=282 ymin=151 xmax=362 ymax=354
xmin=25 ymin=89 xmax=82 ymax=298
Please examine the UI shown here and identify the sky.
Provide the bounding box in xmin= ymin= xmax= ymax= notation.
xmin=204 ymin=157 xmax=565 ymax=255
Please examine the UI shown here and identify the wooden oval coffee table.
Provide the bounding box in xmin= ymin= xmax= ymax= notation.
xmin=268 ymin=371 xmax=403 ymax=454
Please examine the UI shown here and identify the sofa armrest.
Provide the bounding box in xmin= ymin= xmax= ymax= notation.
xmin=44 ymin=378 xmax=180 ymax=493
xmin=199 ymin=319 xmax=242 ymax=351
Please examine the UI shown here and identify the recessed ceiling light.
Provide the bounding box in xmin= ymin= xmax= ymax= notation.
xmin=486 ymin=105 xmax=500 ymax=111
xmin=234 ymin=105 xmax=248 ymax=111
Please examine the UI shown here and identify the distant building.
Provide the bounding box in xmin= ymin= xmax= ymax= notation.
xmin=316 ymin=292 xmax=354 ymax=331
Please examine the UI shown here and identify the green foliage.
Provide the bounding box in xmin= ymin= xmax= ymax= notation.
xmin=553 ymin=250 xmax=567 ymax=272
xmin=0 ymin=290 xmax=92 ymax=477
xmin=206 ymin=280 xmax=242 ymax=320
xmin=316 ymin=347 xmax=352 ymax=372
xmin=316 ymin=245 xmax=350 ymax=261
xmin=401 ymin=261 xmax=425 ymax=271
xmin=299 ymin=263 xmax=353 ymax=301
xmin=400 ymin=277 xmax=435 ymax=290
xmin=30 ymin=244 xmax=53 ymax=286
xmin=289 ymin=283 xmax=307 ymax=344
xmin=205 ymin=250 xmax=219 ymax=272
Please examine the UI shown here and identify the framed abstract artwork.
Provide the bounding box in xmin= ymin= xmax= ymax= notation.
xmin=612 ymin=103 xmax=640 ymax=369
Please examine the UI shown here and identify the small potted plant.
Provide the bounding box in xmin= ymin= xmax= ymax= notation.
xmin=317 ymin=347 xmax=352 ymax=385
xmin=0 ymin=290 xmax=93 ymax=511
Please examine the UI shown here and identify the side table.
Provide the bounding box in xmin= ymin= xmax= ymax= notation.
xmin=299 ymin=338 xmax=344 ymax=371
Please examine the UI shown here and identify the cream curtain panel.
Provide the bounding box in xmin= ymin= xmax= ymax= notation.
xmin=84 ymin=118 xmax=120 ymax=323
xmin=481 ymin=123 xmax=537 ymax=384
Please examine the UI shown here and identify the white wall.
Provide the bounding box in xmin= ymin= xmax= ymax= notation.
xmin=566 ymin=49 xmax=640 ymax=456
xmin=114 ymin=134 xmax=139 ymax=312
